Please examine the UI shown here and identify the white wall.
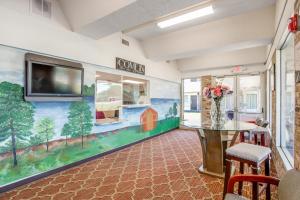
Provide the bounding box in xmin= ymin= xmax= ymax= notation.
xmin=266 ymin=0 xmax=295 ymax=68
xmin=178 ymin=46 xmax=267 ymax=72
xmin=182 ymin=64 xmax=266 ymax=78
xmin=0 ymin=3 xmax=181 ymax=83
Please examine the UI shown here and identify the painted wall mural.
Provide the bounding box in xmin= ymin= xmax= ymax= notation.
xmin=0 ymin=46 xmax=180 ymax=188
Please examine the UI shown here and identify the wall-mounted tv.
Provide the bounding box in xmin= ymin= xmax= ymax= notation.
xmin=25 ymin=53 xmax=84 ymax=101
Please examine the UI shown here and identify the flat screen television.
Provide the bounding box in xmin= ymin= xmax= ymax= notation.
xmin=25 ymin=54 xmax=84 ymax=101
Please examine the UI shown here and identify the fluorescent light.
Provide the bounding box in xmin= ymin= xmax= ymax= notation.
xmin=157 ymin=5 xmax=214 ymax=28
xmin=122 ymin=80 xmax=144 ymax=84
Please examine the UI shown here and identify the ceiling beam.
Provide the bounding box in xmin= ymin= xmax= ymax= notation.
xmin=68 ymin=0 xmax=207 ymax=39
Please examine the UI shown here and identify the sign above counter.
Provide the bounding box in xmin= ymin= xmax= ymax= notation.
xmin=116 ymin=57 xmax=145 ymax=75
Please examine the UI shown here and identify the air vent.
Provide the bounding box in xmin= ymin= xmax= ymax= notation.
xmin=31 ymin=0 xmax=52 ymax=19
xmin=122 ymin=39 xmax=130 ymax=46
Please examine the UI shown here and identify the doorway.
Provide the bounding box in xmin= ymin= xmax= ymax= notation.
xmin=216 ymin=74 xmax=264 ymax=121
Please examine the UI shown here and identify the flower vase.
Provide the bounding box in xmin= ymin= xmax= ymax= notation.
xmin=210 ymin=98 xmax=225 ymax=126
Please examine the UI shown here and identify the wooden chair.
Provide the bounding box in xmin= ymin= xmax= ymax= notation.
xmin=223 ymin=143 xmax=272 ymax=200
xmin=224 ymin=169 xmax=300 ymax=200
xmin=240 ymin=120 xmax=270 ymax=147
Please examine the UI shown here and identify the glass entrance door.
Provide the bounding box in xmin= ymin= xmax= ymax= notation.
xmin=237 ymin=75 xmax=264 ymax=121
xmin=216 ymin=76 xmax=236 ymax=120
xmin=216 ymin=74 xmax=264 ymax=121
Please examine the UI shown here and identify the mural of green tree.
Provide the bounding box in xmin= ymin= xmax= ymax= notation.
xmin=35 ymin=117 xmax=55 ymax=152
xmin=67 ymin=100 xmax=93 ymax=148
xmin=168 ymin=107 xmax=173 ymax=117
xmin=61 ymin=123 xmax=72 ymax=145
xmin=0 ymin=82 xmax=34 ymax=166
xmin=29 ymin=134 xmax=43 ymax=146
xmin=173 ymin=102 xmax=178 ymax=116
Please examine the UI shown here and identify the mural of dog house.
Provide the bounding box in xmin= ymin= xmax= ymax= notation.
xmin=140 ymin=108 xmax=158 ymax=131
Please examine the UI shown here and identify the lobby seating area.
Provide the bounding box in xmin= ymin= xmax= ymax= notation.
xmin=0 ymin=130 xmax=279 ymax=200
xmin=0 ymin=0 xmax=300 ymax=200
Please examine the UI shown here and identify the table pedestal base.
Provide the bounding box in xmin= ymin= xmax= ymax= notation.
xmin=198 ymin=164 xmax=224 ymax=179
xmin=198 ymin=164 xmax=236 ymax=179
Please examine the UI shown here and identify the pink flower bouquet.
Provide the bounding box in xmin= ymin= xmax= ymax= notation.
xmin=203 ymin=84 xmax=233 ymax=99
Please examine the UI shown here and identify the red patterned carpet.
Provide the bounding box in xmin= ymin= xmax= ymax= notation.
xmin=0 ymin=129 xmax=277 ymax=200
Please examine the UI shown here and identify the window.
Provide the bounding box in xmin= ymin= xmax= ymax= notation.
xmin=245 ymin=93 xmax=258 ymax=110
xmin=96 ymin=73 xmax=122 ymax=124
xmin=183 ymin=78 xmax=201 ymax=124
xmin=216 ymin=77 xmax=235 ymax=112
xmin=122 ymin=76 xmax=148 ymax=105
xmin=95 ymin=72 xmax=149 ymax=124
xmin=239 ymin=76 xmax=261 ymax=113
xmin=280 ymin=34 xmax=295 ymax=165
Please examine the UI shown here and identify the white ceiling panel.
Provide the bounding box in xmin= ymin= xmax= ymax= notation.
xmin=127 ymin=0 xmax=276 ymax=40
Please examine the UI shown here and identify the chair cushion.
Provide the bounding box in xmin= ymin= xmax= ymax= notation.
xmin=225 ymin=193 xmax=248 ymax=200
xmin=226 ymin=143 xmax=271 ymax=163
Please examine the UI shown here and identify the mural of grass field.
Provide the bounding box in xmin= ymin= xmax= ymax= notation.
xmin=0 ymin=117 xmax=179 ymax=186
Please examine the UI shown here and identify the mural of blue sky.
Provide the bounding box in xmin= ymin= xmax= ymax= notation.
xmin=0 ymin=47 xmax=24 ymax=85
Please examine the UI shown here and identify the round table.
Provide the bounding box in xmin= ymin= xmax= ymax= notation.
xmin=181 ymin=120 xmax=257 ymax=178
xmin=181 ymin=120 xmax=257 ymax=131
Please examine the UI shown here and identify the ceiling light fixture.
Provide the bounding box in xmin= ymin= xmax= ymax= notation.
xmin=157 ymin=5 xmax=214 ymax=29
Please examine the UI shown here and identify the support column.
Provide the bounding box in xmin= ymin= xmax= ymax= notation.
xmin=201 ymin=76 xmax=214 ymax=124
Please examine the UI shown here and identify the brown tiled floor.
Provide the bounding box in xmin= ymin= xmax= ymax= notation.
xmin=0 ymin=130 xmax=277 ymax=200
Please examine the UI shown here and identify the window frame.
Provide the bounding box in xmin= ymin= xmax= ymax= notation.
xmin=278 ymin=32 xmax=295 ymax=167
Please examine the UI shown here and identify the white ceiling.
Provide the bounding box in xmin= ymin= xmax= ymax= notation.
xmin=58 ymin=0 xmax=275 ymax=40
xmin=58 ymin=0 xmax=276 ymax=72
xmin=58 ymin=0 xmax=137 ymax=31
xmin=141 ymin=5 xmax=275 ymax=60
xmin=126 ymin=0 xmax=276 ymax=40
xmin=58 ymin=0 xmax=209 ymax=39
